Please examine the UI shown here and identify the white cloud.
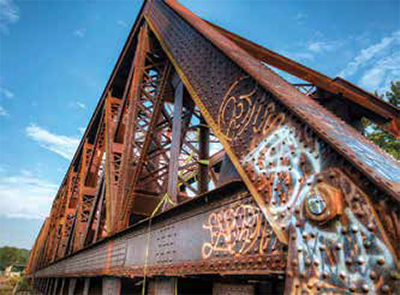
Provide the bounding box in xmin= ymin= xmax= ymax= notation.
xmin=0 ymin=105 xmax=8 ymax=116
xmin=0 ymin=0 xmax=19 ymax=33
xmin=26 ymin=124 xmax=80 ymax=160
xmin=283 ymin=40 xmax=341 ymax=63
xmin=69 ymin=101 xmax=87 ymax=110
xmin=78 ymin=127 xmax=86 ymax=135
xmin=307 ymin=40 xmax=342 ymax=53
xmin=338 ymin=30 xmax=400 ymax=78
xmin=0 ymin=170 xmax=57 ymax=219
xmin=359 ymin=51 xmax=400 ymax=92
xmin=74 ymin=28 xmax=86 ymax=38
xmin=0 ymin=87 xmax=14 ymax=99
xmin=117 ymin=20 xmax=128 ymax=28
xmin=76 ymin=101 xmax=86 ymax=109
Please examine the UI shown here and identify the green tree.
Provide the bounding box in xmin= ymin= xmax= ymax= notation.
xmin=364 ymin=81 xmax=400 ymax=160
xmin=0 ymin=246 xmax=30 ymax=269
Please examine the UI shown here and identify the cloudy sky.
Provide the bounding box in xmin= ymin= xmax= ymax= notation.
xmin=0 ymin=0 xmax=399 ymax=249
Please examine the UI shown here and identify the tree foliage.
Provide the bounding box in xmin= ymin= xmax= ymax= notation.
xmin=0 ymin=246 xmax=30 ymax=270
xmin=364 ymin=81 xmax=400 ymax=160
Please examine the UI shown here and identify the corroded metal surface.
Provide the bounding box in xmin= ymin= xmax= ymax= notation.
xmin=206 ymin=20 xmax=400 ymax=139
xmin=28 ymin=1 xmax=399 ymax=294
xmin=32 ymin=183 xmax=286 ymax=279
xmin=161 ymin=0 xmax=400 ymax=200
xmin=145 ymin=0 xmax=400 ymax=293
xmin=285 ymin=169 xmax=398 ymax=294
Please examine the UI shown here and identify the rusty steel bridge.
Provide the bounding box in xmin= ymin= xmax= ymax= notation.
xmin=26 ymin=0 xmax=400 ymax=294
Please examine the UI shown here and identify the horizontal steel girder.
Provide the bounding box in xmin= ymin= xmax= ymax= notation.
xmin=32 ymin=182 xmax=286 ymax=279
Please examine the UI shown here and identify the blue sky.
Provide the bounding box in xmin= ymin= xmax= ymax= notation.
xmin=0 ymin=0 xmax=399 ymax=249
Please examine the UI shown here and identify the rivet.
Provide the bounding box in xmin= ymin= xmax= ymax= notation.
xmin=369 ymin=271 xmax=377 ymax=280
xmin=382 ymin=285 xmax=390 ymax=293
xmin=349 ymin=284 xmax=356 ymax=293
xmin=377 ymin=257 xmax=385 ymax=265
xmin=362 ymin=284 xmax=369 ymax=293
xmin=357 ymin=257 xmax=365 ymax=265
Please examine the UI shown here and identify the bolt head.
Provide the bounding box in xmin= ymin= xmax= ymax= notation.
xmin=306 ymin=193 xmax=326 ymax=215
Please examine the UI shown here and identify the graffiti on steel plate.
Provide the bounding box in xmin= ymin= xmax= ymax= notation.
xmin=201 ymin=202 xmax=281 ymax=259
xmin=218 ymin=76 xmax=285 ymax=142
xmin=217 ymin=77 xmax=398 ymax=293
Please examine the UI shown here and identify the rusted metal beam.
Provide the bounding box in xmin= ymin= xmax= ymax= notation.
xmin=28 ymin=2 xmax=400 ymax=295
xmin=198 ymin=116 xmax=210 ymax=194
xmin=82 ymin=177 xmax=106 ymax=247
xmin=30 ymin=182 xmax=286 ymax=279
xmin=204 ymin=20 xmax=400 ymax=138
xmin=124 ymin=62 xmax=172 ymax=221
xmin=167 ymin=81 xmax=184 ymax=203
xmin=144 ymin=1 xmax=399 ymax=293
xmin=116 ymin=23 xmax=150 ymax=232
xmin=159 ymin=0 xmax=400 ymax=200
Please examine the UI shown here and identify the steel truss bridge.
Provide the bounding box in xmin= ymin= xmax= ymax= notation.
xmin=27 ymin=0 xmax=400 ymax=294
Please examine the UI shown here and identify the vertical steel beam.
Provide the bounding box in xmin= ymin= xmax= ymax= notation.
xmin=102 ymin=277 xmax=121 ymax=295
xmin=198 ymin=116 xmax=210 ymax=194
xmin=167 ymin=81 xmax=184 ymax=203
xmin=113 ymin=24 xmax=150 ymax=232
xmin=45 ymin=278 xmax=52 ymax=294
xmin=82 ymin=177 xmax=105 ymax=246
xmin=38 ymin=278 xmax=43 ymax=293
xmin=59 ymin=278 xmax=66 ymax=295
xmin=68 ymin=278 xmax=77 ymax=295
xmin=52 ymin=278 xmax=59 ymax=295
xmin=42 ymin=278 xmax=46 ymax=293
xmin=83 ymin=278 xmax=91 ymax=295
xmin=124 ymin=62 xmax=172 ymax=219
xmin=148 ymin=278 xmax=177 ymax=295
xmin=93 ymin=184 xmax=106 ymax=243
